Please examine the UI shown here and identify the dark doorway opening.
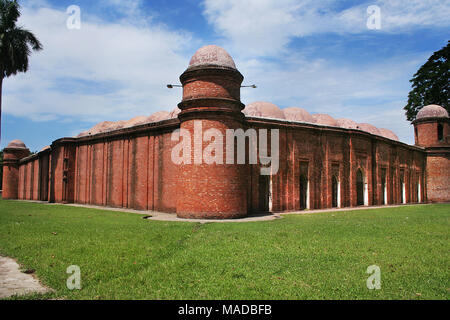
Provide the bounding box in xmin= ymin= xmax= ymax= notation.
xmin=356 ymin=169 xmax=364 ymax=206
xmin=259 ymin=175 xmax=270 ymax=212
xmin=438 ymin=123 xmax=443 ymax=141
xmin=332 ymin=176 xmax=338 ymax=208
xmin=299 ymin=175 xmax=308 ymax=210
xmin=381 ymin=176 xmax=386 ymax=205
xmin=400 ymin=177 xmax=404 ymax=204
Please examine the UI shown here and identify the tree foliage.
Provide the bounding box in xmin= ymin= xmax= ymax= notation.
xmin=0 ymin=150 xmax=3 ymax=190
xmin=0 ymin=0 xmax=43 ymax=78
xmin=404 ymin=41 xmax=450 ymax=122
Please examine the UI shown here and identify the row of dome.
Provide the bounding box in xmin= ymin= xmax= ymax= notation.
xmin=77 ymin=102 xmax=400 ymax=141
xmin=243 ymin=102 xmax=400 ymax=141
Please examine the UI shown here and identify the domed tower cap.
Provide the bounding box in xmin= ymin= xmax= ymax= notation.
xmin=188 ymin=45 xmax=237 ymax=70
xmin=416 ymin=104 xmax=449 ymax=120
xmin=6 ymin=139 xmax=28 ymax=149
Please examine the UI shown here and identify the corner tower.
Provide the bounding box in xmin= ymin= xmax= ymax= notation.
xmin=413 ymin=104 xmax=450 ymax=202
xmin=2 ymin=140 xmax=30 ymax=200
xmin=176 ymin=45 xmax=249 ymax=219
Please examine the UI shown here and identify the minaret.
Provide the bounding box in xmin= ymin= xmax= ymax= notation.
xmin=176 ymin=45 xmax=249 ymax=219
xmin=2 ymin=140 xmax=30 ymax=200
xmin=413 ymin=104 xmax=450 ymax=202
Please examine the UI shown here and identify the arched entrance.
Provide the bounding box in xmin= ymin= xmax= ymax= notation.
xmin=356 ymin=169 xmax=365 ymax=206
xmin=400 ymin=177 xmax=406 ymax=204
xmin=332 ymin=176 xmax=339 ymax=208
xmin=417 ymin=182 xmax=421 ymax=203
xmin=381 ymin=175 xmax=386 ymax=205
xmin=299 ymin=175 xmax=308 ymax=210
xmin=259 ymin=175 xmax=272 ymax=212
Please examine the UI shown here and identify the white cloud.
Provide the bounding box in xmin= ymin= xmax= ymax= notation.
xmin=202 ymin=0 xmax=450 ymax=56
xmin=4 ymin=0 xmax=441 ymax=147
xmin=3 ymin=2 xmax=194 ymax=123
xmin=237 ymin=52 xmax=427 ymax=144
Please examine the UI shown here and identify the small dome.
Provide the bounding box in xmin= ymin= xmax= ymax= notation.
xmin=40 ymin=145 xmax=51 ymax=152
xmin=312 ymin=114 xmax=338 ymax=127
xmin=416 ymin=104 xmax=449 ymax=120
xmin=6 ymin=139 xmax=27 ymax=149
xmin=188 ymin=45 xmax=236 ymax=70
xmin=110 ymin=120 xmax=127 ymax=131
xmin=147 ymin=111 xmax=170 ymax=122
xmin=125 ymin=116 xmax=148 ymax=128
xmin=357 ymin=123 xmax=381 ymax=135
xmin=77 ymin=121 xmax=117 ymax=137
xmin=169 ymin=107 xmax=181 ymax=119
xmin=378 ymin=128 xmax=399 ymax=141
xmin=243 ymin=102 xmax=286 ymax=120
xmin=336 ymin=118 xmax=359 ymax=129
xmin=283 ymin=107 xmax=314 ymax=123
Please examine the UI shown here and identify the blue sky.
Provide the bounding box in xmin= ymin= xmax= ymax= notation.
xmin=1 ymin=0 xmax=449 ymax=151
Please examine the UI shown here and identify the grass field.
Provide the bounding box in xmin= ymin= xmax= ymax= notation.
xmin=0 ymin=200 xmax=448 ymax=300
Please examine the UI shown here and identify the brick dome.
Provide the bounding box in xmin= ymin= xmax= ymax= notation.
xmin=416 ymin=104 xmax=449 ymax=120
xmin=111 ymin=120 xmax=127 ymax=131
xmin=312 ymin=114 xmax=338 ymax=127
xmin=336 ymin=118 xmax=359 ymax=129
xmin=357 ymin=123 xmax=381 ymax=135
xmin=6 ymin=139 xmax=27 ymax=149
xmin=40 ymin=145 xmax=51 ymax=152
xmin=147 ymin=111 xmax=170 ymax=122
xmin=188 ymin=45 xmax=236 ymax=70
xmin=283 ymin=107 xmax=314 ymax=123
xmin=125 ymin=116 xmax=148 ymax=128
xmin=243 ymin=102 xmax=286 ymax=120
xmin=77 ymin=121 xmax=117 ymax=137
xmin=378 ymin=128 xmax=399 ymax=141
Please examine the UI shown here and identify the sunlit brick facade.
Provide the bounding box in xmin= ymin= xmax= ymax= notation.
xmin=3 ymin=46 xmax=449 ymax=219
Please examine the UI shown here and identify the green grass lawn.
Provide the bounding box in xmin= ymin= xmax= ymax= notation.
xmin=0 ymin=200 xmax=448 ymax=300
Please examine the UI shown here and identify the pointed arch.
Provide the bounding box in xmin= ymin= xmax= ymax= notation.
xmin=299 ymin=174 xmax=309 ymax=210
xmin=356 ymin=168 xmax=366 ymax=206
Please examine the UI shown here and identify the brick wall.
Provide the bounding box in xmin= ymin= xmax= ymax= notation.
xmin=8 ymin=114 xmax=446 ymax=218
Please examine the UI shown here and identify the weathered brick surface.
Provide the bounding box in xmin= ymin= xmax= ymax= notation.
xmin=6 ymin=115 xmax=447 ymax=218
xmin=2 ymin=148 xmax=30 ymax=200
xmin=414 ymin=118 xmax=450 ymax=202
xmin=426 ymin=155 xmax=450 ymax=202
xmin=3 ymin=56 xmax=449 ymax=218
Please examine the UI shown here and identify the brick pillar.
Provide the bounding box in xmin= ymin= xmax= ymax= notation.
xmin=413 ymin=107 xmax=450 ymax=203
xmin=2 ymin=140 xmax=30 ymax=200
xmin=49 ymin=139 xmax=76 ymax=203
xmin=176 ymin=46 xmax=249 ymax=219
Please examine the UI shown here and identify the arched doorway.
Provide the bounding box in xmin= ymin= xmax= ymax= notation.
xmin=400 ymin=177 xmax=406 ymax=204
xmin=259 ymin=175 xmax=271 ymax=212
xmin=417 ymin=182 xmax=421 ymax=203
xmin=356 ymin=169 xmax=365 ymax=206
xmin=332 ymin=176 xmax=339 ymax=208
xmin=299 ymin=175 xmax=308 ymax=210
xmin=381 ymin=175 xmax=386 ymax=205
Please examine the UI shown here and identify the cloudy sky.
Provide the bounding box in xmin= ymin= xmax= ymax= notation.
xmin=1 ymin=0 xmax=449 ymax=151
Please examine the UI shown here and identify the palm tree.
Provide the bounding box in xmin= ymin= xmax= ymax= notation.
xmin=0 ymin=0 xmax=42 ymax=144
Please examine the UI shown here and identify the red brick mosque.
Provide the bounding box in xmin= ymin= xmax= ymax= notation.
xmin=2 ymin=45 xmax=449 ymax=219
